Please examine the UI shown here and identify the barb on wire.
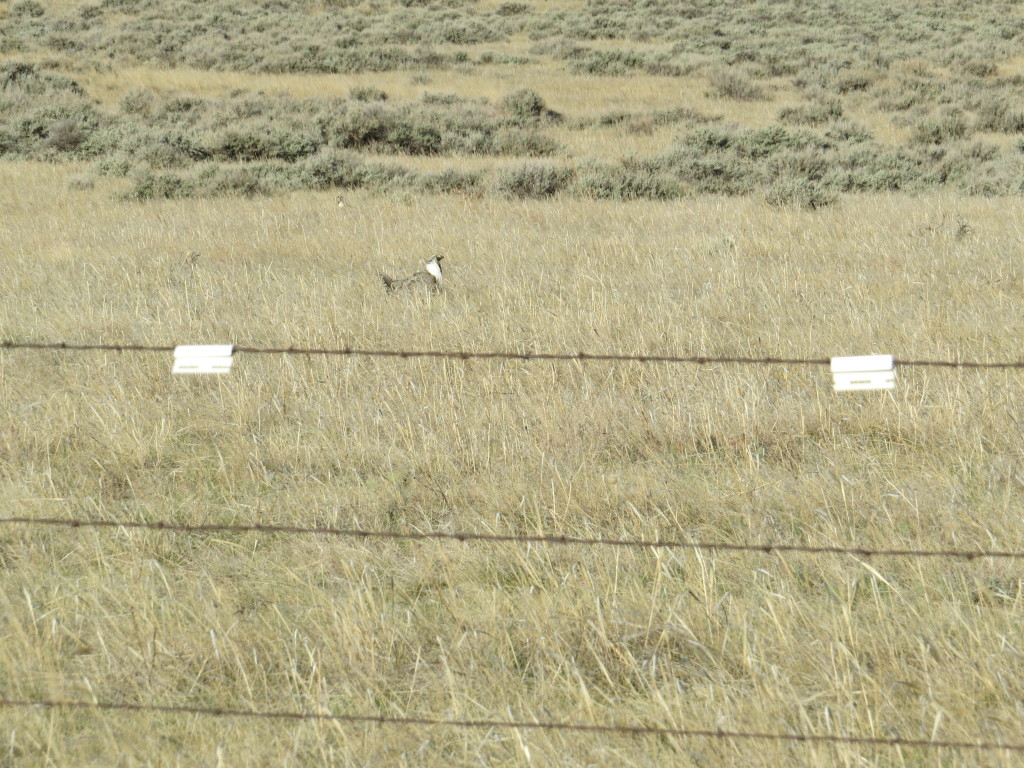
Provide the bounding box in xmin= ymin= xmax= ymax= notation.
xmin=4 ymin=338 xmax=1024 ymax=369
xmin=1 ymin=516 xmax=1020 ymax=560
xmin=0 ymin=697 xmax=1019 ymax=752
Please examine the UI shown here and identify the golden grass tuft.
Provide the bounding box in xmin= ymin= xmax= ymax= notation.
xmin=2 ymin=161 xmax=1024 ymax=764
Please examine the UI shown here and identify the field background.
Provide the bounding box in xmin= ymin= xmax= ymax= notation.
xmin=2 ymin=0 xmax=1024 ymax=765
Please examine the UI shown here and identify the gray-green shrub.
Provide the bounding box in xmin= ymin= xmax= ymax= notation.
xmin=496 ymin=163 xmax=573 ymax=197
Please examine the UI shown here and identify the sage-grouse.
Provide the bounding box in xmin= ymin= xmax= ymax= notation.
xmin=380 ymin=256 xmax=444 ymax=293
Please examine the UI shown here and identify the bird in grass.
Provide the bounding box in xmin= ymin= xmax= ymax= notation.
xmin=380 ymin=256 xmax=444 ymax=293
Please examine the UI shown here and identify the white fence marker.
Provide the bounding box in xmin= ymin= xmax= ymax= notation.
xmin=831 ymin=354 xmax=895 ymax=391
xmin=173 ymin=344 xmax=234 ymax=374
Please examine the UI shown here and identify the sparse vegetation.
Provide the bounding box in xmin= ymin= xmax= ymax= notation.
xmin=0 ymin=0 xmax=1022 ymax=202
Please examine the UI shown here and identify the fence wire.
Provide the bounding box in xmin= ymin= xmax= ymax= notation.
xmin=1 ymin=698 xmax=1021 ymax=752
xmin=4 ymin=336 xmax=1022 ymax=755
xmin=1 ymin=516 xmax=1021 ymax=560
xmin=4 ymin=338 xmax=1024 ymax=369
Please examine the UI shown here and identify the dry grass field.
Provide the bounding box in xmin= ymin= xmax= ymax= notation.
xmin=3 ymin=0 xmax=1024 ymax=765
xmin=3 ymin=164 xmax=1024 ymax=765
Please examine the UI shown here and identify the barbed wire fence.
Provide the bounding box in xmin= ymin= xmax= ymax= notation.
xmin=4 ymin=338 xmax=1024 ymax=368
xmin=2 ymin=515 xmax=1022 ymax=560
xmin=1 ymin=697 xmax=1022 ymax=753
xmin=3 ymin=337 xmax=1024 ymax=753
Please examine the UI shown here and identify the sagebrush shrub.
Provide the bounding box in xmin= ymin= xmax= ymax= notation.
xmin=205 ymin=167 xmax=263 ymax=197
xmin=11 ymin=0 xmax=44 ymax=17
xmin=707 ymin=68 xmax=765 ymax=101
xmin=417 ymin=168 xmax=482 ymax=194
xmin=911 ymin=109 xmax=970 ymax=145
xmin=778 ymin=99 xmax=843 ymax=126
xmin=976 ymin=99 xmax=1024 ymax=133
xmin=120 ymin=88 xmax=155 ymax=116
xmin=496 ymin=3 xmax=528 ymax=16
xmin=491 ymin=128 xmax=558 ymax=157
xmin=350 ymin=86 xmax=387 ymax=102
xmin=296 ymin=148 xmax=366 ymax=189
xmin=43 ymin=119 xmax=87 ymax=152
xmin=214 ymin=128 xmax=319 ymax=162
xmin=125 ymin=170 xmax=194 ymax=200
xmin=495 ymin=163 xmax=573 ymax=197
xmin=574 ymin=162 xmax=681 ymax=200
xmin=501 ymin=89 xmax=546 ymax=125
xmin=764 ymin=178 xmax=837 ymax=209
xmin=0 ymin=128 xmax=19 ymax=156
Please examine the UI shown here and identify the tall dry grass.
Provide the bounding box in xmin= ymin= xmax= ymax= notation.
xmin=2 ymin=162 xmax=1024 ymax=765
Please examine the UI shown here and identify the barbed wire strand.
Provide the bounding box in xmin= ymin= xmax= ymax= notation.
xmin=1 ymin=516 xmax=1020 ymax=560
xmin=4 ymin=339 xmax=1024 ymax=369
xmin=0 ymin=697 xmax=1019 ymax=752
